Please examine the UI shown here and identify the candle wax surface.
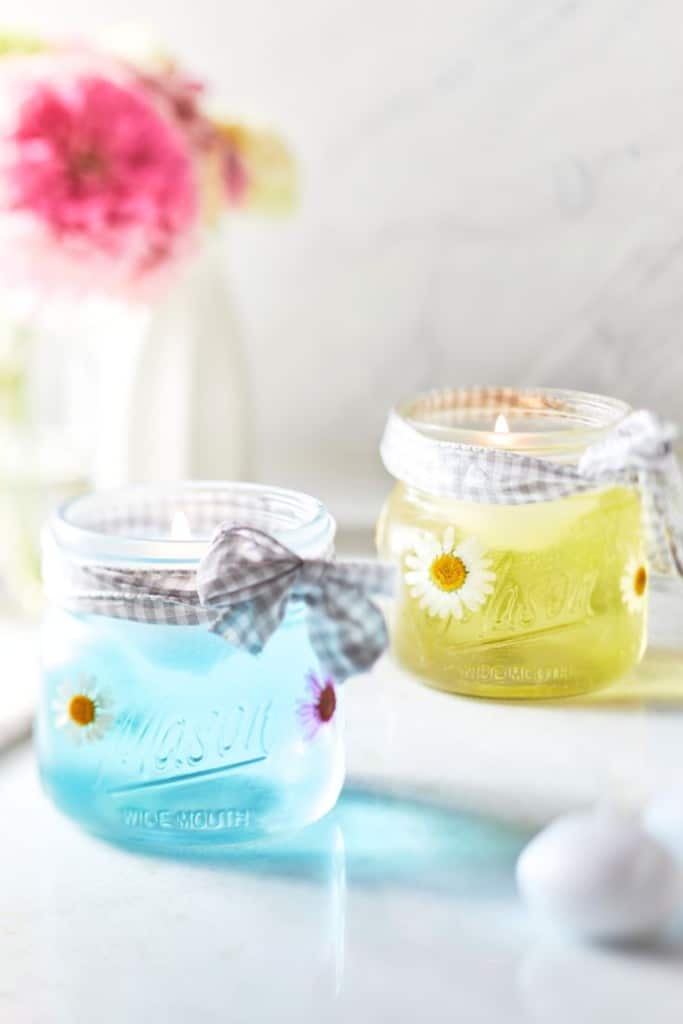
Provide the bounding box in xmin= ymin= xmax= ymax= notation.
xmin=377 ymin=483 xmax=646 ymax=699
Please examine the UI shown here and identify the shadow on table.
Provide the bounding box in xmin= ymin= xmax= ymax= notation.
xmin=108 ymin=784 xmax=531 ymax=896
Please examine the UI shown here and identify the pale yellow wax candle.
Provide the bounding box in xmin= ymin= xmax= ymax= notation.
xmin=377 ymin=393 xmax=647 ymax=700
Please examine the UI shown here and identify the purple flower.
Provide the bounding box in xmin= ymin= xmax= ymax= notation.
xmin=297 ymin=673 xmax=337 ymax=740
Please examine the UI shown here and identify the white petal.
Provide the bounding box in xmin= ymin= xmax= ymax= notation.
xmin=430 ymin=588 xmax=462 ymax=619
xmin=404 ymin=570 xmax=425 ymax=585
xmin=455 ymin=536 xmax=485 ymax=563
xmin=428 ymin=595 xmax=449 ymax=618
xmin=443 ymin=526 xmax=455 ymax=551
xmin=419 ymin=537 xmax=442 ymax=562
xmin=460 ymin=579 xmax=490 ymax=611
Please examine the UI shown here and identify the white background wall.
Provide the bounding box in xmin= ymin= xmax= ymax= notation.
xmin=12 ymin=1 xmax=683 ymax=524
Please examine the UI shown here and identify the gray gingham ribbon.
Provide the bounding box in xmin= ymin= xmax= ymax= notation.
xmin=45 ymin=525 xmax=396 ymax=683
xmin=198 ymin=526 xmax=396 ymax=682
xmin=381 ymin=405 xmax=683 ymax=576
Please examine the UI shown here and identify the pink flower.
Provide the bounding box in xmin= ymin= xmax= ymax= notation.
xmin=222 ymin=146 xmax=249 ymax=205
xmin=297 ymin=673 xmax=337 ymax=740
xmin=132 ymin=67 xmax=216 ymax=154
xmin=1 ymin=63 xmax=199 ymax=296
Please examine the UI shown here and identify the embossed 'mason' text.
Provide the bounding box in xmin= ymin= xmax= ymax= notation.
xmin=112 ymin=700 xmax=273 ymax=777
xmin=484 ymin=558 xmax=598 ymax=633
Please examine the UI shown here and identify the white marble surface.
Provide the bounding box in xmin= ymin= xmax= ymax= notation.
xmin=3 ymin=607 xmax=683 ymax=1022
xmin=3 ymin=741 xmax=683 ymax=1024
xmin=13 ymin=0 xmax=683 ymax=523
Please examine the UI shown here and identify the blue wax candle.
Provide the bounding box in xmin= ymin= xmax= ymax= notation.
xmin=37 ymin=482 xmax=343 ymax=851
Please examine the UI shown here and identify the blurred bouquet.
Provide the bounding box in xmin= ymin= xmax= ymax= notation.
xmin=0 ymin=28 xmax=296 ymax=615
xmin=0 ymin=28 xmax=296 ymax=299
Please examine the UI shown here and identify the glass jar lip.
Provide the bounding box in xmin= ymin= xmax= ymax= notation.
xmin=395 ymin=386 xmax=631 ymax=456
xmin=50 ymin=481 xmax=336 ymax=567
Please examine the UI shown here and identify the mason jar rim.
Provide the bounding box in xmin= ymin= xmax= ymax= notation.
xmin=49 ymin=481 xmax=336 ymax=567
xmin=395 ymin=386 xmax=630 ymax=457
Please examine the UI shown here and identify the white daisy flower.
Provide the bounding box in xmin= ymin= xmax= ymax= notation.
xmin=620 ymin=555 xmax=648 ymax=614
xmin=51 ymin=675 xmax=114 ymax=745
xmin=404 ymin=527 xmax=496 ymax=620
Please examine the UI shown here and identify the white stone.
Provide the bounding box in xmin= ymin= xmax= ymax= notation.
xmin=644 ymin=787 xmax=683 ymax=863
xmin=517 ymin=809 xmax=681 ymax=941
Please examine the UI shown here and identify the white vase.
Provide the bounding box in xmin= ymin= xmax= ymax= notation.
xmin=91 ymin=231 xmax=251 ymax=488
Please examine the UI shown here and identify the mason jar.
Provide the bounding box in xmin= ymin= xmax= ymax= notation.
xmin=37 ymin=482 xmax=343 ymax=849
xmin=377 ymin=388 xmax=648 ymax=699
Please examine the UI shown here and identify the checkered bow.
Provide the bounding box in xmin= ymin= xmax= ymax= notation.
xmin=197 ymin=526 xmax=396 ymax=682
xmin=43 ymin=484 xmax=396 ymax=682
xmin=381 ymin=400 xmax=683 ymax=577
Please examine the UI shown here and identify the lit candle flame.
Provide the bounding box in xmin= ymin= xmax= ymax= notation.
xmin=170 ymin=510 xmax=193 ymax=540
xmin=494 ymin=413 xmax=510 ymax=434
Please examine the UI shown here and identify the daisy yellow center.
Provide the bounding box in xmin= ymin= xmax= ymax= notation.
xmin=68 ymin=694 xmax=96 ymax=727
xmin=634 ymin=565 xmax=647 ymax=597
xmin=430 ymin=553 xmax=467 ymax=592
